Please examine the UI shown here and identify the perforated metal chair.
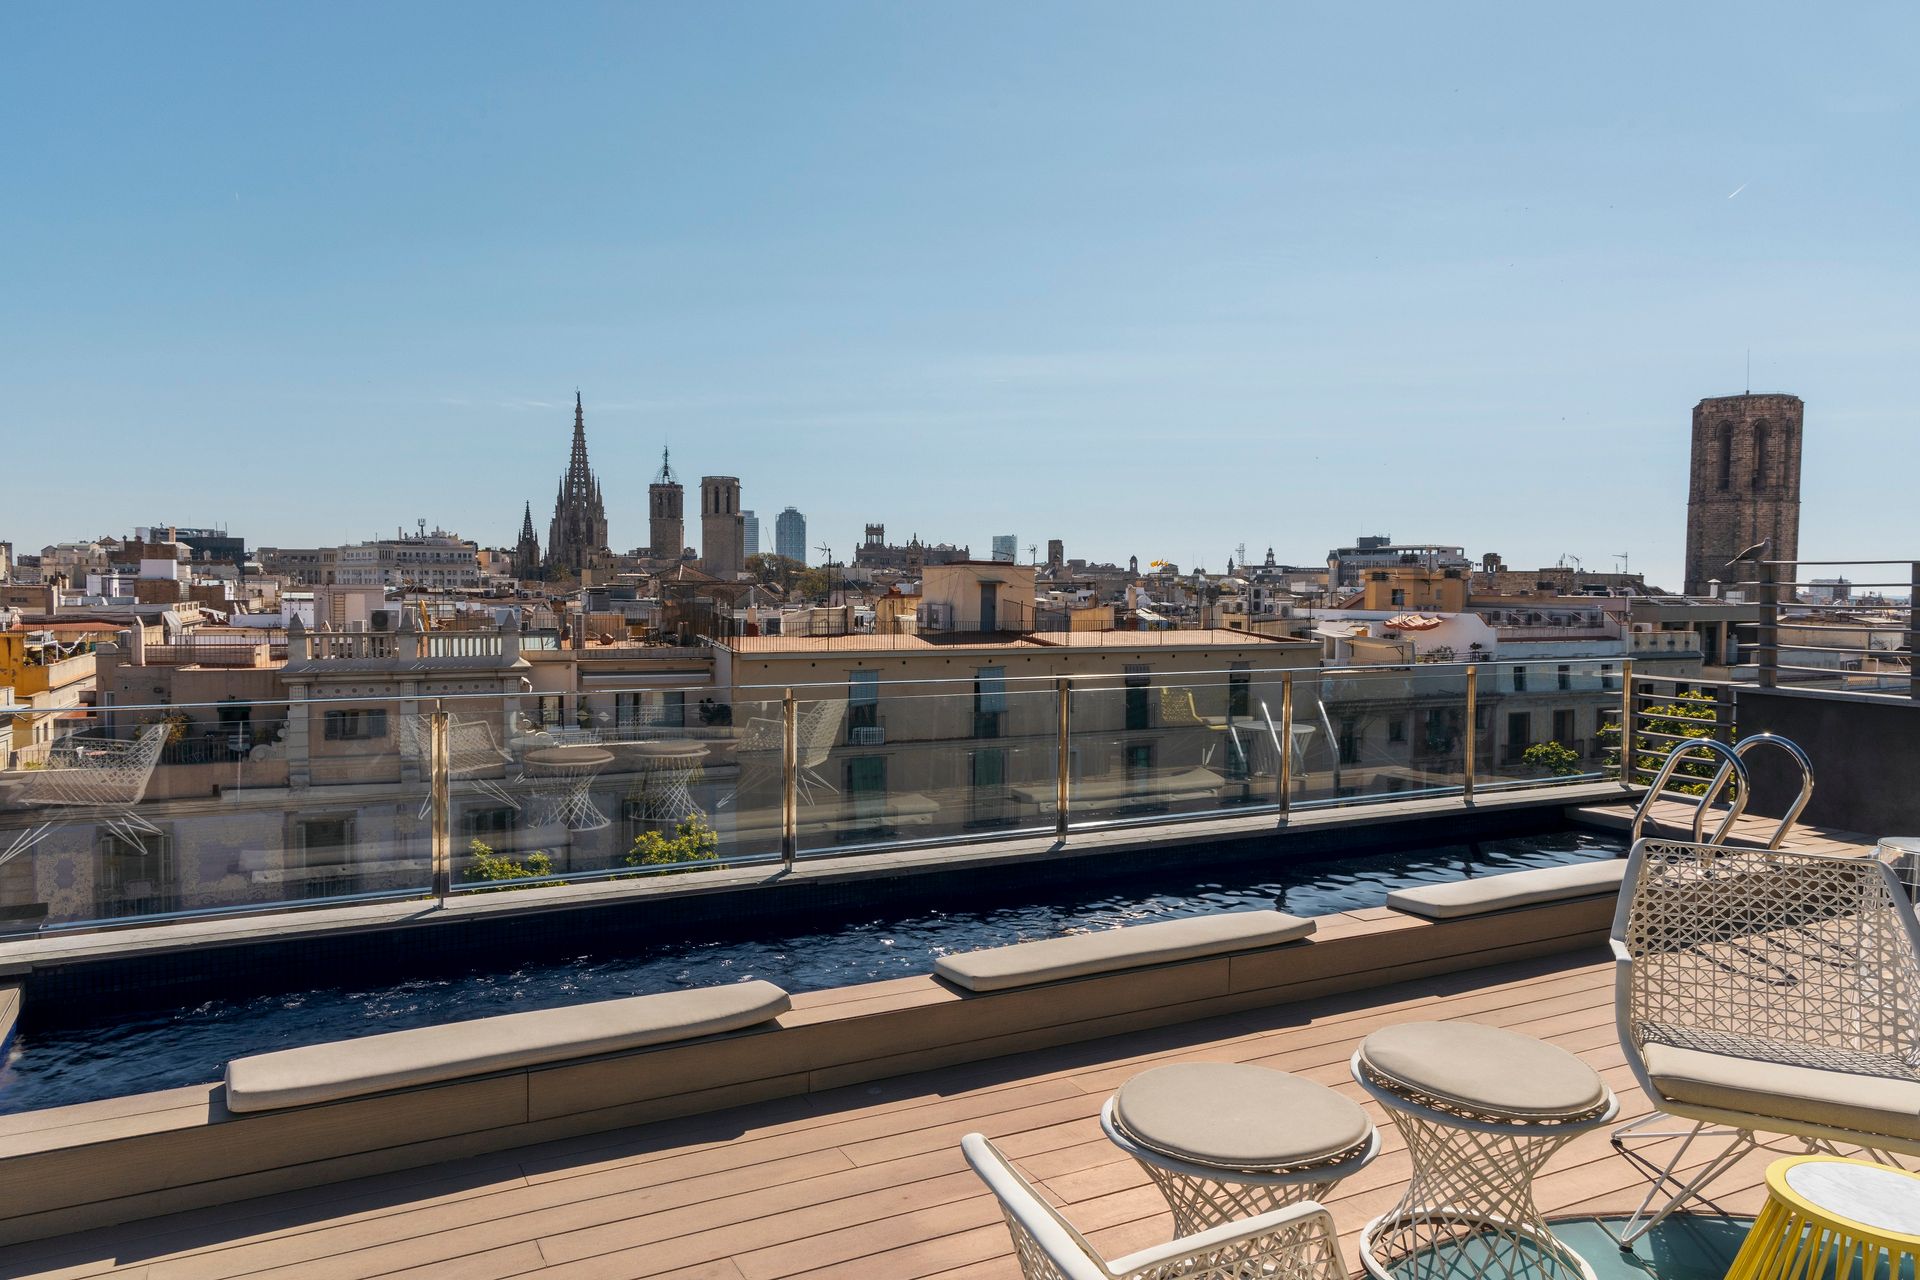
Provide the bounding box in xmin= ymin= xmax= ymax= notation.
xmin=1 ymin=722 xmax=170 ymax=864
xmin=1610 ymin=837 xmax=1920 ymax=1244
xmin=964 ymin=1132 xmax=1351 ymax=1280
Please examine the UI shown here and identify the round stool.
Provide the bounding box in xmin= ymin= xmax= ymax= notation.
xmin=1726 ymin=1155 xmax=1920 ymax=1280
xmin=1101 ymin=1061 xmax=1378 ymax=1235
xmin=1351 ymin=1021 xmax=1618 ymax=1280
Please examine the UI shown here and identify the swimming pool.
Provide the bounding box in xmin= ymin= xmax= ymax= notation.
xmin=0 ymin=828 xmax=1623 ymax=1113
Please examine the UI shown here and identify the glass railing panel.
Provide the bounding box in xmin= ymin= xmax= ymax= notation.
xmin=792 ymin=681 xmax=1059 ymax=855
xmin=1291 ymin=666 xmax=1461 ymax=806
xmin=449 ymin=688 xmax=780 ymax=888
xmin=1062 ymin=671 xmax=1260 ymax=826
xmin=0 ymin=693 xmax=432 ymax=930
xmin=1472 ymin=659 xmax=1617 ymax=792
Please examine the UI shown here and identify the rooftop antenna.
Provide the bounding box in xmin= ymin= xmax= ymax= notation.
xmin=815 ymin=541 xmax=835 ymax=607
xmin=1745 ymin=349 xmax=1750 ymax=395
xmin=1026 ymin=543 xmax=1038 ymax=566
xmin=1615 ymin=551 xmax=1630 ymax=575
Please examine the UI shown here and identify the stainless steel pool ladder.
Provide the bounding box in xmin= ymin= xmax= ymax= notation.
xmin=1628 ymin=733 xmax=1814 ymax=849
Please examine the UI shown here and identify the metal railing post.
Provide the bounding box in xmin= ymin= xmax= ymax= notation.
xmin=1757 ymin=561 xmax=1780 ymax=688
xmin=1054 ymin=678 xmax=1071 ymax=839
xmin=780 ymin=688 xmax=798 ymax=869
xmin=1619 ymin=659 xmax=1634 ymax=788
xmin=1462 ymin=664 xmax=1477 ymax=803
xmin=429 ymin=703 xmax=451 ymax=902
xmin=1278 ymin=671 xmax=1294 ymax=812
xmin=1910 ymin=563 xmax=1920 ymax=701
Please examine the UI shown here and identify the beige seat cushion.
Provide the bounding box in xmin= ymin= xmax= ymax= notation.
xmin=225 ymin=980 xmax=791 ymax=1112
xmin=1386 ymin=860 xmax=1626 ymax=920
xmin=1114 ymin=1062 xmax=1373 ymax=1171
xmin=933 ymin=910 xmax=1315 ymax=993
xmin=1359 ymin=1021 xmax=1608 ymax=1120
xmin=1644 ymin=1041 xmax=1920 ymax=1142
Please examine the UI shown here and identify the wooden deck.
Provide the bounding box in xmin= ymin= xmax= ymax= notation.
xmin=0 ymin=947 xmax=1778 ymax=1280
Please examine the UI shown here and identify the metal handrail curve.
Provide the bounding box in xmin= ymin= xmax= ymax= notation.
xmin=1694 ymin=733 xmax=1815 ymax=850
xmin=1629 ymin=738 xmax=1751 ymax=845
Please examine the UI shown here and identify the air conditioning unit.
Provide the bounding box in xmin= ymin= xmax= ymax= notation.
xmin=370 ymin=609 xmax=395 ymax=631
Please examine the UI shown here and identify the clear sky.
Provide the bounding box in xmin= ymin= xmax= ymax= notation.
xmin=4 ymin=3 xmax=1914 ymax=589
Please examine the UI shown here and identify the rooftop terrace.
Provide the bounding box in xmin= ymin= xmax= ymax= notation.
xmin=0 ymin=946 xmax=1781 ymax=1279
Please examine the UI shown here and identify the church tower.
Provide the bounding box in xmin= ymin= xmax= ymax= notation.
xmin=1684 ymin=393 xmax=1802 ymax=596
xmin=648 ymin=447 xmax=685 ymax=561
xmin=514 ymin=501 xmax=541 ymax=579
xmin=700 ymin=476 xmax=744 ymax=578
xmin=544 ymin=393 xmax=611 ymax=578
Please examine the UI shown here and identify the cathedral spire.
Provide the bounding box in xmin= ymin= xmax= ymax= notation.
xmin=519 ymin=501 xmax=535 ymax=543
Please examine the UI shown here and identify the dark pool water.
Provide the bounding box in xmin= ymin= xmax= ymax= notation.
xmin=0 ymin=829 xmax=1622 ymax=1112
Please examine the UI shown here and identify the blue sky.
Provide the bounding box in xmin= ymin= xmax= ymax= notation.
xmin=3 ymin=3 xmax=1914 ymax=588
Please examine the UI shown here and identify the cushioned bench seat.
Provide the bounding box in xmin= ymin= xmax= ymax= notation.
xmin=225 ymin=980 xmax=791 ymax=1112
xmin=933 ymin=910 xmax=1314 ymax=993
xmin=1385 ymin=859 xmax=1626 ymax=921
xmin=1644 ymin=1040 xmax=1920 ymax=1142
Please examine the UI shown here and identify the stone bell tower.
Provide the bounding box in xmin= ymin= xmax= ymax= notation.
xmin=1684 ymin=393 xmax=1802 ymax=597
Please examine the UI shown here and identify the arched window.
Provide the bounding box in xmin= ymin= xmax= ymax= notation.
xmin=1752 ymin=420 xmax=1770 ymax=490
xmin=1718 ymin=422 xmax=1734 ymax=490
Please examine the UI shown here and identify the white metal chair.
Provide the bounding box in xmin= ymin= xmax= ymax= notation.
xmin=399 ymin=713 xmax=520 ymax=815
xmin=1 ymin=723 xmax=170 ymax=864
xmin=728 ymin=699 xmax=849 ymax=807
xmin=1610 ymin=837 xmax=1920 ymax=1244
xmin=964 ymin=1131 xmax=1351 ymax=1280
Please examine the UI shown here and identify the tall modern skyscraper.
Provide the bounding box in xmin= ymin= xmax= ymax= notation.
xmin=1684 ymin=393 xmax=1803 ymax=596
xmin=990 ymin=534 xmax=1017 ymax=563
xmin=700 ymin=476 xmax=745 ymax=578
xmin=775 ymin=507 xmax=807 ymax=563
xmin=742 ymin=510 xmax=760 ymax=559
xmin=648 ymin=448 xmax=684 ymax=561
xmin=542 ymin=393 xmax=610 ymax=578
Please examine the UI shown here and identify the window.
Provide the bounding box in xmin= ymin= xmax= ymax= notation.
xmin=1390 ymin=589 xmax=1406 ymax=607
xmin=970 ymin=747 xmax=1009 ymax=826
xmin=615 ymin=690 xmax=684 ymax=731
xmin=98 ymin=830 xmax=176 ymax=918
xmin=1556 ymin=664 xmax=1571 ymax=691
xmin=973 ymin=666 xmax=1007 ymax=739
xmin=1125 ymin=742 xmax=1155 ymax=774
xmin=847 ymin=670 xmax=879 ymax=738
xmin=1505 ymin=712 xmax=1531 ymax=763
xmin=1512 ymin=667 xmax=1527 ymax=693
xmin=294 ymin=816 xmax=358 ymax=898
xmin=322 ymin=708 xmax=388 ymax=741
xmin=1600 ymin=663 xmax=1617 ymax=691
xmin=1228 ymin=662 xmax=1251 ymax=718
xmin=462 ymin=805 xmax=516 ymax=842
xmin=1552 ymin=709 xmax=1576 ymax=745
xmin=1388 ymin=716 xmax=1406 ymax=744
xmin=1718 ymin=420 xmax=1733 ymax=490
xmin=537 ymin=696 xmax=564 ymax=727
xmin=1753 ymin=421 xmax=1769 ymax=488
xmin=1124 ymin=665 xmax=1150 ymax=731
xmin=1338 ymin=719 xmax=1360 ymax=765
xmin=845 ymin=755 xmax=887 ymax=825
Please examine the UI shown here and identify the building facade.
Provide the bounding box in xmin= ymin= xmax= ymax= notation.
xmin=1684 ymin=393 xmax=1803 ymax=597
xmin=742 ymin=510 xmax=760 ymax=559
xmin=700 ymin=476 xmax=744 ymax=579
xmin=543 ymin=394 xmax=611 ymax=578
xmin=774 ymin=507 xmax=807 ymax=564
xmin=990 ymin=534 xmax=1018 ymax=563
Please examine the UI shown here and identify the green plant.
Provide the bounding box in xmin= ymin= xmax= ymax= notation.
xmin=1600 ymin=690 xmax=1727 ymax=796
xmin=626 ymin=814 xmax=720 ymax=871
xmin=1520 ymin=740 xmax=1582 ymax=777
xmin=466 ymin=838 xmax=558 ymax=888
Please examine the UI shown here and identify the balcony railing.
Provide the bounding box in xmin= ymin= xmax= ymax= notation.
xmin=0 ymin=658 xmax=1633 ymax=934
xmin=1737 ymin=559 xmax=1918 ymax=698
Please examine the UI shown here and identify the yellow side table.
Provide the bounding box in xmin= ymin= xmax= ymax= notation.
xmin=1727 ymin=1156 xmax=1920 ymax=1280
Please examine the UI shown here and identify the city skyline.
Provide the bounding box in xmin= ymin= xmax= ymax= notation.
xmin=6 ymin=4 xmax=1917 ymax=587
